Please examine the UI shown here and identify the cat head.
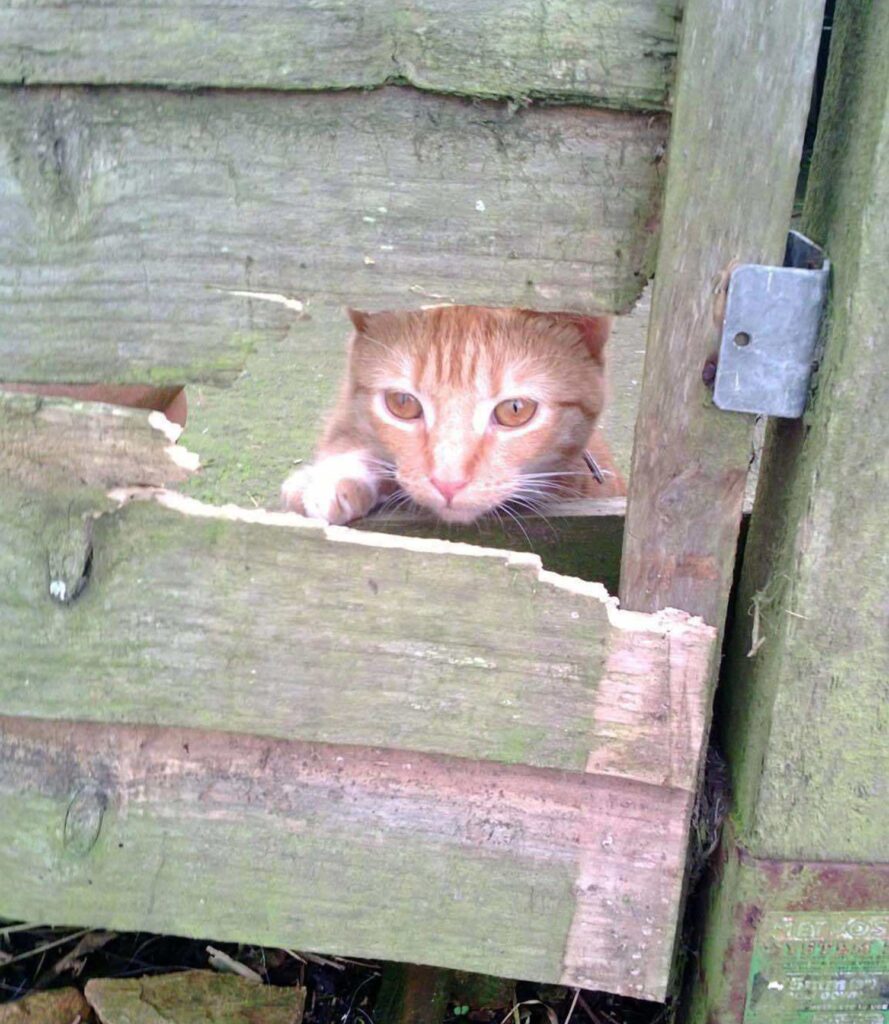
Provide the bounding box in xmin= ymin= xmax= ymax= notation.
xmin=343 ymin=305 xmax=610 ymax=523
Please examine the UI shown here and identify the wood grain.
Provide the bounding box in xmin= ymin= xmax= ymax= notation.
xmin=0 ymin=87 xmax=667 ymax=385
xmin=0 ymin=389 xmax=195 ymax=491
xmin=0 ymin=0 xmax=679 ymax=110
xmin=0 ymin=485 xmax=714 ymax=782
xmin=0 ymin=715 xmax=693 ymax=997
xmin=618 ymin=0 xmax=826 ymax=626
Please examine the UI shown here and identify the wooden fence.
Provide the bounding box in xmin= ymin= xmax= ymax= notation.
xmin=0 ymin=1 xmax=868 ymax=1018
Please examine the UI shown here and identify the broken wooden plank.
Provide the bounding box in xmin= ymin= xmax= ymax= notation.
xmin=0 ymin=486 xmax=714 ymax=784
xmin=0 ymin=390 xmax=196 ymax=491
xmin=618 ymin=0 xmax=826 ymax=625
xmin=0 ymin=715 xmax=693 ymax=998
xmin=1 ymin=382 xmax=628 ymax=590
xmin=359 ymin=498 xmax=627 ymax=597
xmin=0 ymin=87 xmax=667 ymax=385
xmin=0 ymin=380 xmax=625 ymax=583
xmin=0 ymin=1 xmax=679 ymax=110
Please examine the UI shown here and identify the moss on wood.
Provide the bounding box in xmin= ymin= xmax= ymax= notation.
xmin=0 ymin=486 xmax=712 ymax=780
xmin=716 ymin=0 xmax=889 ymax=862
xmin=618 ymin=0 xmax=826 ymax=626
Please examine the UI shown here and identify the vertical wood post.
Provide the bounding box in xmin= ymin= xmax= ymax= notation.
xmin=615 ymin=0 xmax=827 ymax=1014
xmin=685 ymin=0 xmax=889 ymax=1019
xmin=619 ymin=0 xmax=826 ymax=628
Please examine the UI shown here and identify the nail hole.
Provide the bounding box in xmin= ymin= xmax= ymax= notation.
xmin=734 ymin=331 xmax=752 ymax=348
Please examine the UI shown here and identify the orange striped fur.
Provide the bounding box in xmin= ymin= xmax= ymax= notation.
xmin=282 ymin=306 xmax=624 ymax=525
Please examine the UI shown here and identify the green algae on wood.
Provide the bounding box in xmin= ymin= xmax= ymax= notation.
xmin=0 ymin=487 xmax=713 ymax=781
xmin=0 ymin=0 xmax=679 ymax=111
xmin=715 ymin=0 xmax=889 ymax=863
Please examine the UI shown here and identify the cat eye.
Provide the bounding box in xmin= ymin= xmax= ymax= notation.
xmin=493 ymin=397 xmax=538 ymax=428
xmin=384 ymin=391 xmax=423 ymax=420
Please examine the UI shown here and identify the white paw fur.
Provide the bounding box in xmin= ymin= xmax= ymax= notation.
xmin=281 ymin=452 xmax=379 ymax=525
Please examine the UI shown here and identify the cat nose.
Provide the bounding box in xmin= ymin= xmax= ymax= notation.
xmin=430 ymin=476 xmax=468 ymax=503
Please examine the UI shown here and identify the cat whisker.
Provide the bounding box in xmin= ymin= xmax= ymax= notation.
xmin=372 ymin=488 xmax=418 ymax=519
xmin=519 ymin=471 xmax=594 ymax=479
xmin=497 ymin=503 xmax=535 ymax=550
xmin=360 ymin=335 xmax=405 ymax=361
xmin=518 ymin=479 xmax=591 ymax=501
xmin=509 ymin=495 xmax=555 ymax=517
xmin=362 ymin=456 xmax=398 ymax=475
xmin=504 ymin=496 xmax=558 ymax=533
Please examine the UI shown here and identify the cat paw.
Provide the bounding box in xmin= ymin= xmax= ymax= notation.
xmin=281 ymin=455 xmax=377 ymax=525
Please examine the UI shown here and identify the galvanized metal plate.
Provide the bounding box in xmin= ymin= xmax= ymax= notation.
xmin=714 ymin=231 xmax=830 ymax=418
xmin=744 ymin=911 xmax=889 ymax=1023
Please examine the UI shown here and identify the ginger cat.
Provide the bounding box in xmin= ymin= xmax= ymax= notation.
xmin=282 ymin=306 xmax=624 ymax=525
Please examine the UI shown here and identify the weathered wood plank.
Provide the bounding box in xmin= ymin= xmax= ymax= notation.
xmin=0 ymin=1 xmax=679 ymax=110
xmin=0 ymin=87 xmax=667 ymax=385
xmin=0 ymin=715 xmax=692 ymax=997
xmin=716 ymin=0 xmax=889 ymax=863
xmin=0 ymin=389 xmax=196 ymax=491
xmin=618 ymin=0 xmax=826 ymax=625
xmin=3 ymin=382 xmax=629 ymax=590
xmin=0 ymin=486 xmax=714 ymax=784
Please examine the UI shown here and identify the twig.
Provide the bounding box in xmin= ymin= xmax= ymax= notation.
xmin=298 ymin=951 xmax=347 ymax=971
xmin=564 ymin=989 xmax=581 ymax=1023
xmin=206 ymin=945 xmax=263 ymax=982
xmin=497 ymin=1000 xmax=558 ymax=1024
xmin=576 ymin=994 xmax=604 ymax=1024
xmin=0 ymin=929 xmax=92 ymax=967
xmin=0 ymin=923 xmax=46 ymax=938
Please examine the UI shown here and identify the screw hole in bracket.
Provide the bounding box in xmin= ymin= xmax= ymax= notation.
xmin=733 ymin=331 xmax=752 ymax=348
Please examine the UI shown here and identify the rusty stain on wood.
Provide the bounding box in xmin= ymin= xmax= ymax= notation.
xmin=0 ymin=715 xmax=695 ymax=998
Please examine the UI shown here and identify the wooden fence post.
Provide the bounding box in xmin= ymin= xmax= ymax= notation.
xmin=686 ymin=0 xmax=889 ymax=1019
xmin=619 ymin=0 xmax=826 ymax=628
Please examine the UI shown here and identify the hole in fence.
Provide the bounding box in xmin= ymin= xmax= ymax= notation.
xmin=733 ymin=331 xmax=752 ymax=348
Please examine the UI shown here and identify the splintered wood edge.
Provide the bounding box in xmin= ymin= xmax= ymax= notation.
xmin=107 ymin=486 xmax=714 ymax=641
xmin=0 ymin=391 xmax=200 ymax=488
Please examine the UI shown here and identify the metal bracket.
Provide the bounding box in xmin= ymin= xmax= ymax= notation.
xmin=713 ymin=231 xmax=830 ymax=418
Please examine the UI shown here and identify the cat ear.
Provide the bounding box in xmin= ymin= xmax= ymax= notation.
xmin=347 ymin=308 xmax=370 ymax=334
xmin=520 ymin=310 xmax=612 ymax=364
xmin=570 ymin=314 xmax=612 ymax=365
